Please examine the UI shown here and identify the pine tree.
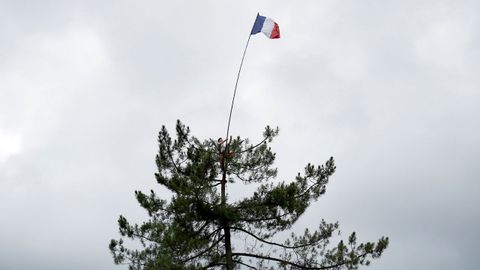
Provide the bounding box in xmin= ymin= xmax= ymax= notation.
xmin=109 ymin=120 xmax=388 ymax=269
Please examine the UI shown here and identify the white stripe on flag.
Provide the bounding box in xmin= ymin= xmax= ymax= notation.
xmin=261 ymin=18 xmax=275 ymax=37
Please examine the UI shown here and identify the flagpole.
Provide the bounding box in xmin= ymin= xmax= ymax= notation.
xmin=225 ymin=16 xmax=257 ymax=146
xmin=222 ymin=18 xmax=256 ymax=270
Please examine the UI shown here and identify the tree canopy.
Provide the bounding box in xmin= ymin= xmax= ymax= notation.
xmin=110 ymin=120 xmax=388 ymax=269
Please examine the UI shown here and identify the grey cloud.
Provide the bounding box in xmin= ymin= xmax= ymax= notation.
xmin=1 ymin=1 xmax=479 ymax=269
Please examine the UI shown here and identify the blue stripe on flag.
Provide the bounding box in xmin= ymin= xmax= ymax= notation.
xmin=251 ymin=15 xmax=266 ymax=35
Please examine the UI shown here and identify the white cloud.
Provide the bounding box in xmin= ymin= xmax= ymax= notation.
xmin=0 ymin=130 xmax=22 ymax=162
xmin=0 ymin=23 xmax=111 ymax=151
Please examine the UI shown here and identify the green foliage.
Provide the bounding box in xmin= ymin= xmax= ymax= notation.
xmin=110 ymin=120 xmax=388 ymax=269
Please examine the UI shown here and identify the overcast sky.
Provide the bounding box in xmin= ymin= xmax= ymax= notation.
xmin=1 ymin=1 xmax=479 ymax=269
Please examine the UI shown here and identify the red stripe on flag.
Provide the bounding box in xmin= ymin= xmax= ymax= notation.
xmin=270 ymin=23 xmax=280 ymax=39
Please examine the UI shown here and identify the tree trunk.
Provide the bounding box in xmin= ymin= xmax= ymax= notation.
xmin=224 ymin=223 xmax=234 ymax=270
xmin=221 ymin=146 xmax=234 ymax=270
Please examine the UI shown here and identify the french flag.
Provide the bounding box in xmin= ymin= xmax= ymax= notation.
xmin=251 ymin=14 xmax=280 ymax=39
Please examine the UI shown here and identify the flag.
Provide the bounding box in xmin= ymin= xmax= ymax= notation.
xmin=251 ymin=14 xmax=280 ymax=39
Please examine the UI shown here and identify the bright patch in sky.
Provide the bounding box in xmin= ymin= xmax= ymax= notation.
xmin=0 ymin=130 xmax=22 ymax=162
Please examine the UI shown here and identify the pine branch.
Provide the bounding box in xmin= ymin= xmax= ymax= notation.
xmin=238 ymin=136 xmax=269 ymax=154
xmin=165 ymin=141 xmax=181 ymax=174
xmin=231 ymin=227 xmax=327 ymax=250
xmin=231 ymin=252 xmax=371 ymax=270
xmin=202 ymin=261 xmax=226 ymax=269
xmin=181 ymin=234 xmax=225 ymax=263
xmin=236 ymin=211 xmax=290 ymax=224
xmin=232 ymin=259 xmax=258 ymax=270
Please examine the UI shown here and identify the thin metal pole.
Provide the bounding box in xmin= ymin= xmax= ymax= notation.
xmin=225 ymin=32 xmax=253 ymax=145
xmin=222 ymin=16 xmax=257 ymax=270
